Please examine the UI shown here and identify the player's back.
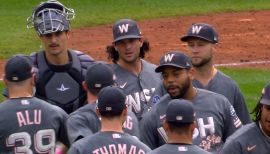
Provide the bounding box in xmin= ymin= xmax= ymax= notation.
xmin=148 ymin=144 xmax=211 ymax=154
xmin=0 ymin=97 xmax=69 ymax=153
xmin=68 ymin=131 xmax=151 ymax=153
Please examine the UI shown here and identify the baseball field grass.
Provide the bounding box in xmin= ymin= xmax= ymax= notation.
xmin=0 ymin=0 xmax=270 ymax=118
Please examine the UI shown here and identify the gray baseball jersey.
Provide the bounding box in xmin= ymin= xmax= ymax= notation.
xmin=193 ymin=70 xmax=251 ymax=124
xmin=147 ymin=143 xmax=211 ymax=154
xmin=68 ymin=131 xmax=151 ymax=154
xmin=140 ymin=89 xmax=242 ymax=153
xmin=151 ymin=71 xmax=251 ymax=124
xmin=67 ymin=102 xmax=140 ymax=143
xmin=112 ymin=59 xmax=161 ymax=119
xmin=220 ymin=122 xmax=270 ymax=154
xmin=0 ymin=97 xmax=69 ymax=153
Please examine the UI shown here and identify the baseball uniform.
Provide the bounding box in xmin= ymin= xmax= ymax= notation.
xmin=193 ymin=70 xmax=251 ymax=124
xmin=140 ymin=89 xmax=242 ymax=153
xmin=68 ymin=131 xmax=151 ymax=154
xmin=30 ymin=50 xmax=95 ymax=114
xmin=112 ymin=59 xmax=161 ymax=119
xmin=150 ymin=71 xmax=251 ymax=125
xmin=148 ymin=143 xmax=211 ymax=154
xmin=220 ymin=122 xmax=270 ymax=154
xmin=67 ymin=102 xmax=140 ymax=143
xmin=0 ymin=97 xmax=69 ymax=153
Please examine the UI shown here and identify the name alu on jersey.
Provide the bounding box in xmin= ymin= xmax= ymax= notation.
xmin=126 ymin=88 xmax=156 ymax=113
xmin=56 ymin=84 xmax=70 ymax=92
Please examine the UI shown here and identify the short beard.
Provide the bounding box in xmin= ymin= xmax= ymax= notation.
xmin=192 ymin=56 xmax=212 ymax=68
xmin=169 ymin=78 xmax=191 ymax=99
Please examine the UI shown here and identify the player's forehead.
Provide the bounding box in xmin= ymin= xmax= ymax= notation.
xmin=187 ymin=38 xmax=212 ymax=44
xmin=114 ymin=38 xmax=140 ymax=45
xmin=161 ymin=66 xmax=187 ymax=74
xmin=262 ymin=104 xmax=270 ymax=111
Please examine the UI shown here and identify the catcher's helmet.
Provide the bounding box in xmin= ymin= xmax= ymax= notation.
xmin=27 ymin=0 xmax=75 ymax=35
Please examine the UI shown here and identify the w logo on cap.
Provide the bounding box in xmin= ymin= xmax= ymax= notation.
xmin=192 ymin=25 xmax=202 ymax=34
xmin=164 ymin=54 xmax=175 ymax=62
xmin=118 ymin=24 xmax=129 ymax=33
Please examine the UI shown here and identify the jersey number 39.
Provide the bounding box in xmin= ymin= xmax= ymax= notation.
xmin=6 ymin=129 xmax=55 ymax=154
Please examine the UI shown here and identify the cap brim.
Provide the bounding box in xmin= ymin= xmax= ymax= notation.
xmin=155 ymin=64 xmax=187 ymax=73
xmin=180 ymin=35 xmax=215 ymax=43
xmin=260 ymin=98 xmax=270 ymax=105
xmin=113 ymin=35 xmax=141 ymax=43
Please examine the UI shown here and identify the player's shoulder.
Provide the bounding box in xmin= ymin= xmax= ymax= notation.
xmin=141 ymin=59 xmax=157 ymax=70
xmin=68 ymin=104 xmax=97 ymax=121
xmin=226 ymin=122 xmax=258 ymax=141
xmin=216 ymin=70 xmax=239 ymax=86
xmin=197 ymin=88 xmax=228 ymax=101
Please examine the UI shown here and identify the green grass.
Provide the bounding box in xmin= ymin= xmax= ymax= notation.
xmin=219 ymin=67 xmax=270 ymax=118
xmin=1 ymin=0 xmax=270 ymax=58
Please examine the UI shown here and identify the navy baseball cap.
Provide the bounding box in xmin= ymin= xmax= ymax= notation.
xmin=260 ymin=83 xmax=270 ymax=105
xmin=155 ymin=51 xmax=192 ymax=72
xmin=5 ymin=55 xmax=33 ymax=82
xmin=85 ymin=62 xmax=116 ymax=90
xmin=112 ymin=19 xmax=141 ymax=43
xmin=181 ymin=23 xmax=218 ymax=43
xmin=97 ymin=86 xmax=127 ymax=112
xmin=166 ymin=99 xmax=195 ymax=123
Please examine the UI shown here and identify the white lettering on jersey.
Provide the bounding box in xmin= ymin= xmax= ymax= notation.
xmin=164 ymin=54 xmax=175 ymax=62
xmin=197 ymin=117 xmax=215 ymax=138
xmin=192 ymin=25 xmax=202 ymax=34
xmin=92 ymin=144 xmax=146 ymax=154
xmin=123 ymin=116 xmax=133 ymax=130
xmin=118 ymin=24 xmax=129 ymax=33
xmin=126 ymin=88 xmax=155 ymax=113
xmin=16 ymin=110 xmax=42 ymax=127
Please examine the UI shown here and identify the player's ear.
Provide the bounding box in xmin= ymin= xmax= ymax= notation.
xmin=139 ymin=37 xmax=144 ymax=47
xmin=82 ymin=81 xmax=88 ymax=91
xmin=96 ymin=108 xmax=101 ymax=117
xmin=163 ymin=121 xmax=169 ymax=133
xmin=188 ymin=68 xmax=195 ymax=80
xmin=3 ymin=75 xmax=7 ymax=86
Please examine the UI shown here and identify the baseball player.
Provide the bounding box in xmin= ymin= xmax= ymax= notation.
xmin=0 ymin=55 xmax=69 ymax=153
xmin=148 ymin=99 xmax=211 ymax=154
xmin=26 ymin=0 xmax=95 ymax=114
xmin=140 ymin=51 xmax=242 ymax=153
xmin=68 ymin=86 xmax=151 ymax=153
xmin=220 ymin=83 xmax=270 ymax=154
xmin=106 ymin=19 xmax=162 ymax=119
xmin=152 ymin=23 xmax=251 ymax=124
xmin=66 ymin=62 xmax=140 ymax=144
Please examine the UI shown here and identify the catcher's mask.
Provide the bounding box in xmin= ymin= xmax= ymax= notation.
xmin=27 ymin=0 xmax=75 ymax=35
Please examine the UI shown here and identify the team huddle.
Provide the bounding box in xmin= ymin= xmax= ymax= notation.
xmin=0 ymin=0 xmax=269 ymax=154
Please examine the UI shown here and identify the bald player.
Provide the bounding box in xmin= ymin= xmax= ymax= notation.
xmin=106 ymin=19 xmax=161 ymax=119
xmin=220 ymin=83 xmax=270 ymax=153
xmin=148 ymin=99 xmax=210 ymax=154
xmin=66 ymin=62 xmax=140 ymax=144
xmin=68 ymin=86 xmax=151 ymax=153
xmin=140 ymin=51 xmax=242 ymax=153
xmin=0 ymin=55 xmax=69 ymax=153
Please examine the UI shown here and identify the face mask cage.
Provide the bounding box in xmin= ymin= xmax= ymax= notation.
xmin=26 ymin=0 xmax=75 ymax=35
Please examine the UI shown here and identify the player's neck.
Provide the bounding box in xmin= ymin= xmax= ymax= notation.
xmin=87 ymin=92 xmax=97 ymax=104
xmin=45 ymin=50 xmax=69 ymax=65
xmin=183 ymin=86 xmax=197 ymax=101
xmin=100 ymin=118 xmax=124 ymax=133
xmin=193 ymin=64 xmax=217 ymax=86
xmin=9 ymin=88 xmax=33 ymax=99
xmin=167 ymin=133 xmax=192 ymax=144
xmin=118 ymin=58 xmax=142 ymax=75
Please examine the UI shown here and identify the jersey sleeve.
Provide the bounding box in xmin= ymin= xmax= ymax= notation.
xmin=66 ymin=113 xmax=97 ymax=143
xmin=56 ymin=108 xmax=70 ymax=147
xmin=223 ymin=99 xmax=242 ymax=141
xmin=139 ymin=111 xmax=159 ymax=149
xmin=232 ymin=85 xmax=252 ymax=124
xmin=220 ymin=138 xmax=242 ymax=154
xmin=67 ymin=143 xmax=81 ymax=154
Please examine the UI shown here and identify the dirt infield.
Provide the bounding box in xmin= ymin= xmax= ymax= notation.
xmin=1 ymin=10 xmax=270 ymax=76
xmin=69 ymin=10 xmax=270 ymax=67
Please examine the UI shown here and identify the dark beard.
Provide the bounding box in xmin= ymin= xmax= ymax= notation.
xmin=169 ymin=78 xmax=191 ymax=99
xmin=192 ymin=56 xmax=212 ymax=67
